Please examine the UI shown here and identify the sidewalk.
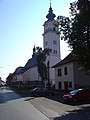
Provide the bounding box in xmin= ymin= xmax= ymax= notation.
xmin=26 ymin=93 xmax=90 ymax=120
xmin=13 ymin=87 xmax=90 ymax=120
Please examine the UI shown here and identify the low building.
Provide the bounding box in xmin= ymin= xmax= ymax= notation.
xmin=52 ymin=53 xmax=90 ymax=90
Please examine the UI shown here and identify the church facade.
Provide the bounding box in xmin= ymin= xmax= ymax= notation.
xmin=12 ymin=4 xmax=61 ymax=87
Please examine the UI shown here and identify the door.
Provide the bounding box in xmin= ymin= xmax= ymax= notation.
xmin=64 ymin=81 xmax=68 ymax=90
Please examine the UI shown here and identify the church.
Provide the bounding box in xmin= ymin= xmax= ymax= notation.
xmin=12 ymin=3 xmax=61 ymax=88
xmin=12 ymin=3 xmax=90 ymax=90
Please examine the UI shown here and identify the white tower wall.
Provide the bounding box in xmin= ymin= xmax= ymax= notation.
xmin=43 ymin=6 xmax=61 ymax=85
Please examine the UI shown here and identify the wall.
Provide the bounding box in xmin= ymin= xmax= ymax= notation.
xmin=73 ymin=62 xmax=90 ymax=88
xmin=24 ymin=66 xmax=41 ymax=81
xmin=55 ymin=62 xmax=74 ymax=90
xmin=43 ymin=20 xmax=61 ymax=85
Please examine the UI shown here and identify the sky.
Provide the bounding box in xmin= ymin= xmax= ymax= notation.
xmin=0 ymin=0 xmax=75 ymax=81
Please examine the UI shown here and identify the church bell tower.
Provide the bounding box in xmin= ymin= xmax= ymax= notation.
xmin=43 ymin=3 xmax=61 ymax=85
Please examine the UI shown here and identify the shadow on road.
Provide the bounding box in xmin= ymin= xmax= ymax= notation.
xmin=0 ymin=87 xmax=22 ymax=104
xmin=53 ymin=106 xmax=90 ymax=120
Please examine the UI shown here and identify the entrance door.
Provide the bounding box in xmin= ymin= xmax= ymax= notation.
xmin=64 ymin=81 xmax=68 ymax=90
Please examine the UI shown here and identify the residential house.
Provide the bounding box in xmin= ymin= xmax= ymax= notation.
xmin=52 ymin=53 xmax=90 ymax=90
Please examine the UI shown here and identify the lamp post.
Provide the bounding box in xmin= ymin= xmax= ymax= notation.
xmin=47 ymin=61 xmax=50 ymax=90
xmin=0 ymin=67 xmax=3 ymax=80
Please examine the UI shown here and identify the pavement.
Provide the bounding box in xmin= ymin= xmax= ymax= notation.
xmin=24 ymin=91 xmax=90 ymax=120
xmin=14 ymin=89 xmax=90 ymax=120
xmin=24 ymin=92 xmax=65 ymax=120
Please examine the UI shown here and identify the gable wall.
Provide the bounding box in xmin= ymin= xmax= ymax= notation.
xmin=73 ymin=62 xmax=90 ymax=88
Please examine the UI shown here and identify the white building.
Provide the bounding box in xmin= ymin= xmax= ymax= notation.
xmin=13 ymin=47 xmax=41 ymax=85
xmin=53 ymin=53 xmax=90 ymax=90
xmin=12 ymin=3 xmax=61 ymax=87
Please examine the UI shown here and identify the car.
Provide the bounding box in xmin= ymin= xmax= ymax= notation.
xmin=30 ymin=87 xmax=53 ymax=97
xmin=63 ymin=88 xmax=90 ymax=102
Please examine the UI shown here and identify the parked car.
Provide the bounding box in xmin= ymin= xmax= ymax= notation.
xmin=30 ymin=87 xmax=53 ymax=97
xmin=63 ymin=88 xmax=90 ymax=102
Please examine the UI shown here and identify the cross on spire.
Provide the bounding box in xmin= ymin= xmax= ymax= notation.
xmin=50 ymin=0 xmax=51 ymax=7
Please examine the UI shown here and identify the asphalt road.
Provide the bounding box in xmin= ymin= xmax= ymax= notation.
xmin=0 ymin=86 xmax=49 ymax=120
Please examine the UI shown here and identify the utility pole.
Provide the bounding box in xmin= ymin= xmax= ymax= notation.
xmin=47 ymin=61 xmax=50 ymax=90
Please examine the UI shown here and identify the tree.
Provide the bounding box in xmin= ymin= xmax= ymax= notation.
xmin=55 ymin=0 xmax=90 ymax=74
xmin=36 ymin=47 xmax=50 ymax=86
xmin=6 ymin=73 xmax=13 ymax=85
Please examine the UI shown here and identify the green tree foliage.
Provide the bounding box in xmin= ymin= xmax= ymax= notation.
xmin=55 ymin=0 xmax=90 ymax=74
xmin=36 ymin=47 xmax=50 ymax=86
xmin=6 ymin=73 xmax=13 ymax=85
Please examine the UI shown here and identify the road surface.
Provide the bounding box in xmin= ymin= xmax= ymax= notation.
xmin=0 ymin=86 xmax=90 ymax=120
xmin=0 ymin=86 xmax=49 ymax=120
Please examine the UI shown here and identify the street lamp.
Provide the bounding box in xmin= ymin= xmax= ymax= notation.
xmin=47 ymin=61 xmax=50 ymax=90
xmin=0 ymin=67 xmax=3 ymax=80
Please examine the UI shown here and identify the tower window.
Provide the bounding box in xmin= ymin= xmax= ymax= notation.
xmin=53 ymin=27 xmax=55 ymax=31
xmin=53 ymin=40 xmax=57 ymax=45
xmin=53 ymin=50 xmax=57 ymax=54
xmin=45 ymin=41 xmax=48 ymax=45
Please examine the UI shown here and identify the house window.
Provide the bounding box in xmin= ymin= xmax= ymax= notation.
xmin=64 ymin=67 xmax=67 ymax=75
xmin=58 ymin=68 xmax=62 ymax=76
xmin=53 ymin=50 xmax=57 ymax=54
xmin=69 ymin=82 xmax=72 ymax=88
xmin=53 ymin=40 xmax=57 ymax=45
xmin=58 ymin=81 xmax=61 ymax=89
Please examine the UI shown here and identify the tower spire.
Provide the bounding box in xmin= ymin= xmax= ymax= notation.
xmin=50 ymin=0 xmax=51 ymax=7
xmin=46 ymin=0 xmax=56 ymax=21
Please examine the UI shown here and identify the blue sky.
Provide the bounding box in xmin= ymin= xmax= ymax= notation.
xmin=0 ymin=0 xmax=74 ymax=81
